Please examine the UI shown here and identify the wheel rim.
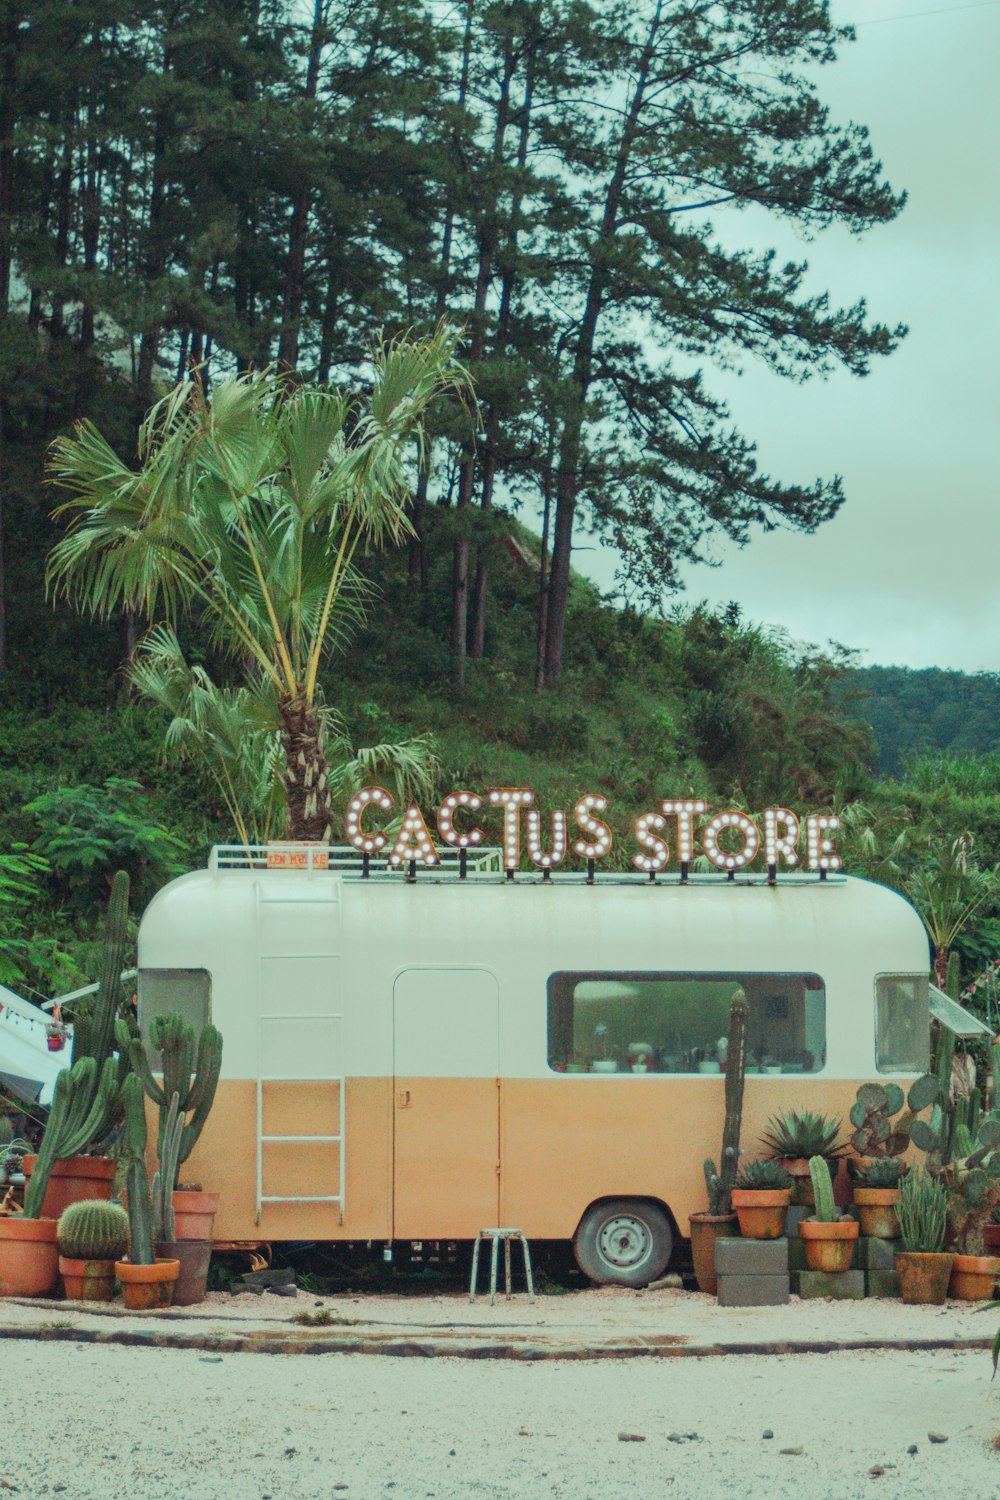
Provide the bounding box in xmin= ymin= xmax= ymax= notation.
xmin=596 ymin=1212 xmax=653 ymax=1272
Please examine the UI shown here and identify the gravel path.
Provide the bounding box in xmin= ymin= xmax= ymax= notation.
xmin=4 ymin=1342 xmax=1000 ymax=1500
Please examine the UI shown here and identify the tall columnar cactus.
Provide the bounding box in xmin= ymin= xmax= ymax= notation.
xmin=121 ymin=1074 xmax=154 ymax=1265
xmin=704 ymin=987 xmax=748 ymax=1215
xmin=945 ymin=950 xmax=961 ymax=1001
xmin=57 ymin=1200 xmax=129 ymax=1261
xmin=152 ymin=1093 xmax=182 ymax=1244
xmin=22 ymin=871 xmax=133 ymax=1219
xmin=808 ymin=1156 xmax=838 ymax=1222
xmin=117 ymin=1012 xmax=222 ymax=1180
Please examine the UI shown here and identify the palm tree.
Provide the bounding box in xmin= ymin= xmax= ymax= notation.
xmin=905 ymin=832 xmax=999 ymax=988
xmin=128 ymin=624 xmax=441 ymax=847
xmin=47 ymin=325 xmax=472 ymax=841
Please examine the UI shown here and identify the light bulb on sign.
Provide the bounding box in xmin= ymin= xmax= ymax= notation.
xmin=633 ymin=812 xmax=669 ymax=873
xmin=345 ymin=785 xmax=394 ymax=853
xmin=660 ymin=799 xmax=708 ymax=863
xmin=486 ymin=788 xmax=534 ymax=871
xmin=702 ymin=811 xmax=760 ymax=871
xmin=436 ymin=791 xmax=484 ymax=849
xmin=572 ymin=794 xmax=612 ymax=861
xmin=763 ymin=808 xmax=800 ymax=868
xmin=526 ymin=809 xmax=567 ymax=870
xmin=388 ymin=804 xmax=440 ymax=867
xmin=806 ymin=814 xmax=841 ymax=872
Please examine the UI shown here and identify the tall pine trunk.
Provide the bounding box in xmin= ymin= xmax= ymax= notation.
xmin=279 ymin=694 xmax=333 ymax=843
xmin=277 ymin=0 xmax=325 ymax=371
xmin=541 ymin=5 xmax=660 ymax=688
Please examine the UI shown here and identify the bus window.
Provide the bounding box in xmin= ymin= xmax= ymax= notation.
xmin=547 ymin=971 xmax=825 ymax=1074
xmin=137 ymin=968 xmax=211 ymax=1063
xmin=875 ymin=974 xmax=929 ymax=1073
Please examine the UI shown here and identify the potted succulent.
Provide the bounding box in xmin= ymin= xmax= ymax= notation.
xmin=114 ymin=1076 xmax=180 ymax=1310
xmin=731 ymin=1159 xmax=793 ymax=1240
xmin=894 ymin=1168 xmax=952 ymax=1304
xmin=689 ymin=987 xmax=746 ymax=1293
xmin=57 ymin=1199 xmax=129 ymax=1302
xmin=853 ymin=1157 xmax=904 ymax=1239
xmin=0 ymin=1121 xmax=30 ymax=1188
xmin=798 ymin=1156 xmax=859 ymax=1273
xmin=760 ymin=1110 xmax=844 ymax=1205
xmin=590 ymin=1023 xmax=617 ymax=1073
xmin=45 ymin=1023 xmax=68 ymax=1053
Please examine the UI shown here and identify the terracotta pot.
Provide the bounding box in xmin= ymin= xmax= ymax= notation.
xmin=949 ymin=1253 xmax=1000 ymax=1301
xmin=0 ymin=1216 xmax=59 ymax=1297
xmin=984 ymin=1224 xmax=1000 ymax=1254
xmin=58 ymin=1254 xmax=116 ymax=1302
xmin=688 ymin=1212 xmax=738 ymax=1294
xmin=155 ymin=1239 xmax=212 ymax=1306
xmin=115 ymin=1256 xmax=180 ymax=1311
xmin=171 ymin=1191 xmax=219 ymax=1241
xmin=894 ymin=1251 xmax=955 ymax=1305
xmin=799 ymin=1217 xmax=859 ymax=1273
xmin=21 ymin=1156 xmax=115 ymax=1220
xmin=853 ymin=1187 xmax=900 ymax=1240
xmin=731 ymin=1189 xmax=791 ymax=1240
xmin=781 ymin=1160 xmax=815 ymax=1207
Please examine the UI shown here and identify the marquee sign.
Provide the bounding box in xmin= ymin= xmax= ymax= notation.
xmin=336 ymin=787 xmax=842 ymax=880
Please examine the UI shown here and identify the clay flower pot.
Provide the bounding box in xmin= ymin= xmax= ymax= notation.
xmin=799 ymin=1217 xmax=859 ymax=1273
xmin=984 ymin=1224 xmax=1000 ymax=1254
xmin=894 ymin=1251 xmax=955 ymax=1305
xmin=21 ymin=1156 xmax=115 ymax=1220
xmin=781 ymin=1159 xmax=815 ymax=1207
xmin=115 ymin=1256 xmax=180 ymax=1311
xmin=155 ymin=1240 xmax=212 ymax=1306
xmin=58 ymin=1255 xmax=116 ymax=1302
xmin=853 ymin=1187 xmax=900 ymax=1240
xmin=0 ymin=1216 xmax=59 ymax=1297
xmin=731 ymin=1189 xmax=791 ymax=1241
xmin=171 ymin=1191 xmax=220 ymax=1241
xmin=688 ymin=1212 xmax=738 ymax=1294
xmin=949 ymin=1253 xmax=1000 ymax=1301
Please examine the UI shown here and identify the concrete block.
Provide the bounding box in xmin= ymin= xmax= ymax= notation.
xmin=717 ymin=1273 xmax=790 ymax=1307
xmin=856 ymin=1236 xmax=898 ymax=1271
xmin=788 ymin=1237 xmax=811 ymax=1272
xmin=792 ymin=1269 xmax=866 ymax=1300
xmin=785 ymin=1205 xmax=810 ymax=1238
xmin=866 ymin=1269 xmax=901 ymax=1299
xmin=715 ymin=1237 xmax=789 ymax=1276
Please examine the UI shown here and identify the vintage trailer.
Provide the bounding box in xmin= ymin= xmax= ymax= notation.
xmin=136 ymin=848 xmax=932 ymax=1285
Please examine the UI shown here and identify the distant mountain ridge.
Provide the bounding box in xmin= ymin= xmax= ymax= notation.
xmin=848 ymin=666 xmax=1000 ymax=776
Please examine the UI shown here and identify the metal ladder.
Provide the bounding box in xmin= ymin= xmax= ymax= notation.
xmin=254 ymin=880 xmax=345 ymax=1225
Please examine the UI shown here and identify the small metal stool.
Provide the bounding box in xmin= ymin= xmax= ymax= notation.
xmin=469 ymin=1228 xmax=535 ymax=1305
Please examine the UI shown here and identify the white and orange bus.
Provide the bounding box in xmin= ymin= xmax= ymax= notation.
xmin=136 ymin=846 xmax=933 ymax=1285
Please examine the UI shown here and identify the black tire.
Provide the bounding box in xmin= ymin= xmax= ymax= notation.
xmin=572 ymin=1198 xmax=673 ymax=1287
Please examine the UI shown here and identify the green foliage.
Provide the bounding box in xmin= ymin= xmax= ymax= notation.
xmin=808 ymin=1157 xmax=838 ymax=1224
xmin=760 ymin=1111 xmax=843 ymax=1163
xmin=24 ymin=780 xmax=187 ymax=903
xmin=896 ymin=1169 xmax=948 ymax=1255
xmin=56 ymin=1200 xmax=129 ymax=1261
xmin=733 ymin=1160 xmax=792 ymax=1192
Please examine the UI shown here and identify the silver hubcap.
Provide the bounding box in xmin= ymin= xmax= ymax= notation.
xmin=596 ymin=1214 xmax=652 ymax=1271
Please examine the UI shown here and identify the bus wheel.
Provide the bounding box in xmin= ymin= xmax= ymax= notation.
xmin=572 ymin=1199 xmax=672 ymax=1287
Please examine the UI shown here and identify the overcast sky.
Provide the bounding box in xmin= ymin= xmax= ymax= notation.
xmin=580 ymin=0 xmax=1000 ymax=673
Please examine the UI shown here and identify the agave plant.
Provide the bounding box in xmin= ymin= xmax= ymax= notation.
xmin=733 ymin=1159 xmax=793 ymax=1191
xmin=760 ymin=1109 xmax=843 ymax=1162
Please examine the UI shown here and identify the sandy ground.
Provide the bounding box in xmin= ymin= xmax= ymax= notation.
xmin=3 ymin=1341 xmax=1000 ymax=1500
xmin=0 ymin=1284 xmax=996 ymax=1350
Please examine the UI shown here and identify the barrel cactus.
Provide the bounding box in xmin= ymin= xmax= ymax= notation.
xmin=57 ymin=1200 xmax=129 ymax=1261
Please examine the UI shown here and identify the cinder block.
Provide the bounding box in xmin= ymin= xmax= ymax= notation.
xmin=788 ymin=1237 xmax=811 ymax=1272
xmin=856 ymin=1236 xmax=898 ymax=1271
xmin=717 ymin=1273 xmax=790 ymax=1307
xmin=785 ymin=1205 xmax=810 ymax=1238
xmin=792 ymin=1269 xmax=865 ymax=1300
xmin=715 ymin=1237 xmax=789 ymax=1276
xmin=866 ymin=1269 xmax=901 ymax=1298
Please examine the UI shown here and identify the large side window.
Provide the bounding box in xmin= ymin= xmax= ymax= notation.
xmin=137 ymin=969 xmax=211 ymax=1061
xmin=875 ymin=974 xmax=929 ymax=1073
xmin=547 ymin=972 xmax=826 ymax=1074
